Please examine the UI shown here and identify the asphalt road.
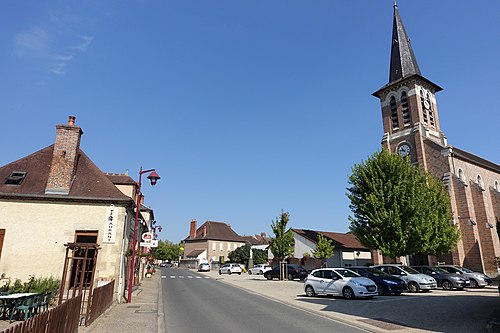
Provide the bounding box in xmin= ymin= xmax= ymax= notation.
xmin=161 ymin=268 xmax=369 ymax=333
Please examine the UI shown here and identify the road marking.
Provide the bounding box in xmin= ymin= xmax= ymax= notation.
xmin=188 ymin=276 xmax=193 ymax=279
xmin=196 ymin=276 xmax=201 ymax=279
xmin=170 ymin=276 xmax=175 ymax=279
xmin=179 ymin=276 xmax=184 ymax=279
xmin=161 ymin=276 xmax=167 ymax=279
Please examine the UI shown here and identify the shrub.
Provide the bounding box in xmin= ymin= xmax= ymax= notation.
xmin=7 ymin=276 xmax=60 ymax=295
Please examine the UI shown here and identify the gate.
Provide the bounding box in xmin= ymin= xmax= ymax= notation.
xmin=59 ymin=242 xmax=99 ymax=326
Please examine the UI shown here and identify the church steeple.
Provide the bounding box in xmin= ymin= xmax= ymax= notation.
xmin=389 ymin=2 xmax=421 ymax=83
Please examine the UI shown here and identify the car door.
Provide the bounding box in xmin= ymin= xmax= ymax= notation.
xmin=323 ymin=270 xmax=343 ymax=295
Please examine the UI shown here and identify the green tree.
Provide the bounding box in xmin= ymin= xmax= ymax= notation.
xmin=252 ymin=248 xmax=268 ymax=265
xmin=347 ymin=149 xmax=460 ymax=260
xmin=154 ymin=240 xmax=181 ymax=262
xmin=312 ymin=234 xmax=335 ymax=265
xmin=269 ymin=211 xmax=294 ymax=261
xmin=228 ymin=244 xmax=250 ymax=265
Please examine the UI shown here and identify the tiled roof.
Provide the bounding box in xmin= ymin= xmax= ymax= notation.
xmin=185 ymin=221 xmax=244 ymax=242
xmin=186 ymin=249 xmax=205 ymax=257
xmin=292 ymin=228 xmax=368 ymax=250
xmin=241 ymin=236 xmax=260 ymax=245
xmin=105 ymin=173 xmax=137 ymax=186
xmin=0 ymin=145 xmax=132 ymax=203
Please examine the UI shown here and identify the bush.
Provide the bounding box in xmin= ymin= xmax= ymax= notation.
xmin=7 ymin=276 xmax=60 ymax=295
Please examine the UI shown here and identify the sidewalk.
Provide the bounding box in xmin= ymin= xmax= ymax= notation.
xmin=79 ymin=273 xmax=164 ymax=333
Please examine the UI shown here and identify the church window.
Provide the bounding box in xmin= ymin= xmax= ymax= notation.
xmin=458 ymin=168 xmax=465 ymax=182
xmin=477 ymin=175 xmax=484 ymax=190
xmin=494 ymin=180 xmax=499 ymax=191
xmin=420 ymin=88 xmax=428 ymax=124
xmin=390 ymin=96 xmax=398 ymax=130
xmin=401 ymin=91 xmax=411 ymax=126
xmin=426 ymin=92 xmax=435 ymax=127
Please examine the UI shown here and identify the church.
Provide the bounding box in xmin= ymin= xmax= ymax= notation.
xmin=370 ymin=3 xmax=500 ymax=276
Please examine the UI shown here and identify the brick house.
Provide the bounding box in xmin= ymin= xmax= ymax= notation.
xmin=0 ymin=116 xmax=151 ymax=301
xmin=371 ymin=5 xmax=500 ymax=275
xmin=292 ymin=229 xmax=372 ymax=270
xmin=182 ymin=220 xmax=245 ymax=268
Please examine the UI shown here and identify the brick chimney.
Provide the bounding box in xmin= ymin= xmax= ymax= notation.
xmin=189 ymin=219 xmax=197 ymax=239
xmin=45 ymin=116 xmax=83 ymax=194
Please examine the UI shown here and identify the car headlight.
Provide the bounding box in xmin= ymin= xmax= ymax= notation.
xmin=473 ymin=274 xmax=486 ymax=280
xmin=351 ymin=280 xmax=363 ymax=287
xmin=383 ymin=279 xmax=398 ymax=285
xmin=449 ymin=276 xmax=461 ymax=280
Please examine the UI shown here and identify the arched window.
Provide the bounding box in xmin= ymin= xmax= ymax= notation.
xmin=494 ymin=180 xmax=499 ymax=191
xmin=401 ymin=91 xmax=411 ymax=126
xmin=477 ymin=174 xmax=484 ymax=189
xmin=390 ymin=96 xmax=398 ymax=130
xmin=458 ymin=168 xmax=465 ymax=182
xmin=426 ymin=92 xmax=435 ymax=127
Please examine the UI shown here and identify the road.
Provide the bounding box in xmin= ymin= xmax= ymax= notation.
xmin=161 ymin=268 xmax=369 ymax=333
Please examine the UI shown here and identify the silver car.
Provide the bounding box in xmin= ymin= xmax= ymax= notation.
xmin=373 ymin=264 xmax=437 ymax=293
xmin=437 ymin=265 xmax=492 ymax=288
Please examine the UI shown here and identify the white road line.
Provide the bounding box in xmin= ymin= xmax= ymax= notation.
xmin=179 ymin=276 xmax=184 ymax=279
xmin=161 ymin=276 xmax=167 ymax=279
xmin=170 ymin=276 xmax=175 ymax=279
xmin=204 ymin=277 xmax=209 ymax=279
xmin=196 ymin=277 xmax=202 ymax=279
xmin=188 ymin=276 xmax=193 ymax=279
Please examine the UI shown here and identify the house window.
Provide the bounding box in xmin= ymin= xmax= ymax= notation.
xmin=390 ymin=96 xmax=398 ymax=130
xmin=219 ymin=243 xmax=223 ymax=251
xmin=212 ymin=243 xmax=216 ymax=252
xmin=227 ymin=243 xmax=231 ymax=251
xmin=4 ymin=171 xmax=27 ymax=185
xmin=401 ymin=91 xmax=411 ymax=126
xmin=233 ymin=243 xmax=237 ymax=250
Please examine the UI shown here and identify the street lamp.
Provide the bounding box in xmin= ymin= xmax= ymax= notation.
xmin=127 ymin=167 xmax=161 ymax=303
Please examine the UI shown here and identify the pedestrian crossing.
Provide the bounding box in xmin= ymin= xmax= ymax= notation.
xmin=162 ymin=275 xmax=210 ymax=280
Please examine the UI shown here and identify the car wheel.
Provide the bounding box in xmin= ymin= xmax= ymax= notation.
xmin=287 ymin=274 xmax=294 ymax=280
xmin=408 ymin=282 xmax=420 ymax=293
xmin=228 ymin=271 xmax=232 ymax=275
xmin=238 ymin=272 xmax=241 ymax=275
xmin=442 ymin=280 xmax=453 ymax=290
xmin=305 ymin=285 xmax=315 ymax=297
xmin=219 ymin=270 xmax=222 ymax=275
xmin=342 ymin=287 xmax=355 ymax=300
xmin=377 ymin=284 xmax=385 ymax=296
xmin=248 ymin=270 xmax=252 ymax=275
xmin=469 ymin=279 xmax=479 ymax=288
xmin=259 ymin=270 xmax=263 ymax=275
xmin=266 ymin=274 xmax=273 ymax=280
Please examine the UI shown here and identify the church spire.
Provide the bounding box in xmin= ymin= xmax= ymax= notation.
xmin=389 ymin=3 xmax=421 ymax=83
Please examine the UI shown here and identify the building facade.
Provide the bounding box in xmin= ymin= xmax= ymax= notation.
xmin=372 ymin=5 xmax=500 ymax=275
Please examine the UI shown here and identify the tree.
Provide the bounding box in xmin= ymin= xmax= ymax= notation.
xmin=252 ymin=249 xmax=268 ymax=265
xmin=269 ymin=210 xmax=294 ymax=261
xmin=312 ymin=234 xmax=335 ymax=265
xmin=154 ymin=240 xmax=181 ymax=262
xmin=228 ymin=244 xmax=250 ymax=265
xmin=347 ymin=149 xmax=460 ymax=260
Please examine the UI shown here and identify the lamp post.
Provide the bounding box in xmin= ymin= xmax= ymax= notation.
xmin=127 ymin=166 xmax=160 ymax=303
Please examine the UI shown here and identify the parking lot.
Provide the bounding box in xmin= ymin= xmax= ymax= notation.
xmin=203 ymin=269 xmax=500 ymax=333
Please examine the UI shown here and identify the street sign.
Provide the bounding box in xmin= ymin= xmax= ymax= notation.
xmin=142 ymin=232 xmax=153 ymax=241
xmin=140 ymin=239 xmax=158 ymax=248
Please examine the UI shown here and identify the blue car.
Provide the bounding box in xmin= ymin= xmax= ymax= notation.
xmin=349 ymin=266 xmax=407 ymax=295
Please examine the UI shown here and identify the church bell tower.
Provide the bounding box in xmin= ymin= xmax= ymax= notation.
xmin=373 ymin=3 xmax=448 ymax=170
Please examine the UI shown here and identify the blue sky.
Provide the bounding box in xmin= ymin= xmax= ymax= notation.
xmin=1 ymin=1 xmax=499 ymax=243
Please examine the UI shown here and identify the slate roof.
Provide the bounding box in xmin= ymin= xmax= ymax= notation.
xmin=292 ymin=228 xmax=368 ymax=250
xmin=185 ymin=221 xmax=244 ymax=242
xmin=0 ymin=145 xmax=132 ymax=203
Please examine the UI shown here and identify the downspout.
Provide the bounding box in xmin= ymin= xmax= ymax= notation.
xmin=117 ymin=212 xmax=128 ymax=304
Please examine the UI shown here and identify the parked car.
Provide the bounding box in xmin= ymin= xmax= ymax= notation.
xmin=304 ymin=268 xmax=378 ymax=300
xmin=159 ymin=262 xmax=167 ymax=268
xmin=198 ymin=263 xmax=210 ymax=272
xmin=248 ymin=264 xmax=272 ymax=275
xmin=373 ymin=264 xmax=437 ymax=293
xmin=219 ymin=263 xmax=242 ymax=275
xmin=264 ymin=265 xmax=308 ymax=281
xmin=437 ymin=265 xmax=492 ymax=288
xmin=349 ymin=266 xmax=407 ymax=295
xmin=412 ymin=265 xmax=469 ymax=290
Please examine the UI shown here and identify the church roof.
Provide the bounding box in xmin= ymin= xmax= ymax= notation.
xmin=389 ymin=3 xmax=421 ymax=83
xmin=451 ymin=147 xmax=500 ymax=174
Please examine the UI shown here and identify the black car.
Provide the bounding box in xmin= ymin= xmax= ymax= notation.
xmin=412 ymin=266 xmax=470 ymax=290
xmin=349 ymin=266 xmax=407 ymax=295
xmin=264 ymin=265 xmax=308 ymax=281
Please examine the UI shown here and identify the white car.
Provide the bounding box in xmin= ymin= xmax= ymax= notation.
xmin=248 ymin=264 xmax=271 ymax=275
xmin=304 ymin=268 xmax=378 ymax=300
xmin=373 ymin=264 xmax=437 ymax=293
xmin=219 ymin=263 xmax=242 ymax=275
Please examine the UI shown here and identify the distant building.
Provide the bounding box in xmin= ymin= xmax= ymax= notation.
xmin=291 ymin=229 xmax=372 ymax=269
xmin=182 ymin=220 xmax=245 ymax=268
xmin=241 ymin=233 xmax=273 ymax=264
xmin=372 ymin=4 xmax=500 ymax=275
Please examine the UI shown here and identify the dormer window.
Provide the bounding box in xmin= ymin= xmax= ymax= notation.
xmin=390 ymin=96 xmax=398 ymax=130
xmin=401 ymin=91 xmax=411 ymax=126
xmin=4 ymin=171 xmax=27 ymax=185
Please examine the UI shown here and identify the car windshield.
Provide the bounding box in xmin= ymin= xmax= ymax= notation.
xmin=366 ymin=268 xmax=386 ymax=276
xmin=335 ymin=269 xmax=360 ymax=278
xmin=458 ymin=266 xmax=474 ymax=273
xmin=432 ymin=267 xmax=449 ymax=274
xmin=400 ymin=266 xmax=420 ymax=274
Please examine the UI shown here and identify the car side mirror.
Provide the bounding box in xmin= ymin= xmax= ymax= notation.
xmin=400 ymin=272 xmax=407 ymax=276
